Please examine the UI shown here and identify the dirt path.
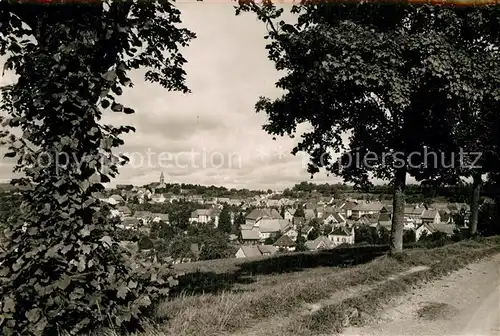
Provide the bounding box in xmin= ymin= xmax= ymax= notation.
xmin=342 ymin=253 xmax=500 ymax=336
xmin=229 ymin=266 xmax=431 ymax=336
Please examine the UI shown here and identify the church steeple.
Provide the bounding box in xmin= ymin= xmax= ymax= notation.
xmin=160 ymin=172 xmax=165 ymax=184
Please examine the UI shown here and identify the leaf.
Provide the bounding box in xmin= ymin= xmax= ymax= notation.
xmin=103 ymin=70 xmax=117 ymax=82
xmin=57 ymin=276 xmax=71 ymax=290
xmin=100 ymin=235 xmax=112 ymax=246
xmin=128 ymin=280 xmax=137 ymax=289
xmin=77 ymin=256 xmax=86 ymax=272
xmin=117 ymin=285 xmax=128 ymax=299
xmin=81 ymin=244 xmax=91 ymax=254
xmin=4 ymin=152 xmax=16 ymax=158
xmin=3 ymin=297 xmax=15 ymax=312
xmin=25 ymin=308 xmax=41 ymax=323
xmin=123 ymin=107 xmax=135 ymax=114
xmin=136 ymin=295 xmax=151 ymax=307
xmin=80 ymin=227 xmax=90 ymax=237
xmin=55 ymin=193 xmax=68 ymax=204
xmin=60 ymin=136 xmax=71 ymax=146
xmin=101 ymin=99 xmax=110 ymax=109
xmin=89 ymin=127 xmax=99 ymax=136
xmin=35 ymin=317 xmax=48 ymax=331
xmin=111 ymin=103 xmax=123 ymax=112
xmin=80 ymin=180 xmax=89 ymax=192
xmin=167 ymin=276 xmax=178 ymax=287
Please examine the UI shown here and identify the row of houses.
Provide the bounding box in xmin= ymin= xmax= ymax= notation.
xmin=238 ymin=207 xmax=356 ymax=252
xmin=235 ymin=227 xmax=356 ymax=258
xmin=96 ymin=189 xmax=301 ymax=209
xmin=235 ymin=199 xmax=470 ymax=258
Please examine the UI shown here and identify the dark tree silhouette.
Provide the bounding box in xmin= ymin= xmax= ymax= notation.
xmin=236 ymin=1 xmax=500 ymax=253
xmin=0 ymin=1 xmax=195 ymax=334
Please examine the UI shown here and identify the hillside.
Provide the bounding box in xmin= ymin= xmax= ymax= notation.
xmin=99 ymin=237 xmax=500 ymax=336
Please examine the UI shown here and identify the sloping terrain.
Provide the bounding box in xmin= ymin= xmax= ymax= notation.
xmin=95 ymin=238 xmax=500 ymax=336
xmin=342 ymin=253 xmax=500 ymax=336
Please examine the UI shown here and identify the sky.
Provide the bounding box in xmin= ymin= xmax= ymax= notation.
xmin=0 ymin=3 xmax=338 ymax=191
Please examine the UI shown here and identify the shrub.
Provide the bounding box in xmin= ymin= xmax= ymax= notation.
xmin=0 ymin=211 xmax=179 ymax=336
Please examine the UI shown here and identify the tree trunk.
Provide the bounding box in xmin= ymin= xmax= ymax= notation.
xmin=390 ymin=166 xmax=407 ymax=254
xmin=469 ymin=172 xmax=482 ymax=236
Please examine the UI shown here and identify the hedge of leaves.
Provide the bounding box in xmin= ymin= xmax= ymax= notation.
xmin=0 ymin=1 xmax=194 ymax=335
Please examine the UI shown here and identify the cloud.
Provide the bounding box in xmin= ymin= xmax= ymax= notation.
xmin=0 ymin=4 xmax=345 ymax=190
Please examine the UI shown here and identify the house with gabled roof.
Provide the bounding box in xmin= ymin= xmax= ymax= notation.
xmin=427 ymin=202 xmax=450 ymax=211
xmin=378 ymin=213 xmax=392 ymax=229
xmin=245 ymin=208 xmax=282 ymax=225
xmin=300 ymin=225 xmax=314 ymax=239
xmin=422 ymin=209 xmax=440 ymax=225
xmin=117 ymin=217 xmax=138 ymax=230
xmin=305 ymin=236 xmax=335 ymax=251
xmin=351 ymin=201 xmax=384 ymax=219
xmin=187 ymin=195 xmax=204 ymax=203
xmin=283 ymin=227 xmax=299 ymax=241
xmin=226 ymin=198 xmax=243 ymax=206
xmin=339 ymin=200 xmax=359 ymax=218
xmin=328 ymin=227 xmax=355 ymax=246
xmin=266 ymin=199 xmax=280 ymax=207
xmin=106 ymin=194 xmax=124 ymax=205
xmin=315 ymin=207 xmax=326 ymax=219
xmin=240 ymin=229 xmax=260 ymax=244
xmin=415 ymin=222 xmax=436 ymax=240
xmin=355 ymin=213 xmax=379 ymax=227
xmin=235 ymin=245 xmax=261 ymax=258
xmin=151 ymin=193 xmax=166 ymax=203
xmin=189 ymin=208 xmax=220 ymax=227
xmin=380 ymin=205 xmax=393 ymax=214
xmin=415 ymin=222 xmax=457 ymax=240
xmin=304 ymin=209 xmax=316 ymax=221
xmin=404 ymin=205 xmax=426 ymax=225
xmin=117 ymin=206 xmax=132 ymax=217
xmin=256 ymin=219 xmax=290 ymax=241
xmin=324 ymin=212 xmax=346 ymax=227
xmin=283 ymin=208 xmax=296 ymax=221
xmin=274 ymin=235 xmax=296 ymax=252
xmin=134 ymin=211 xmax=153 ymax=224
xmin=151 ymin=213 xmax=169 ymax=223
xmin=235 ymin=245 xmax=277 ymax=258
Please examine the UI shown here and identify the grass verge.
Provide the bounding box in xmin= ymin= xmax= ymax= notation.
xmin=99 ymin=236 xmax=500 ymax=336
xmin=290 ymin=237 xmax=500 ymax=335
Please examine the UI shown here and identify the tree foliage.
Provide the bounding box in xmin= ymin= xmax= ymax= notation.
xmin=295 ymin=230 xmax=308 ymax=251
xmin=169 ymin=226 xmax=234 ymax=261
xmin=0 ymin=191 xmax=21 ymax=231
xmin=218 ymin=206 xmax=232 ymax=233
xmin=354 ymin=225 xmax=379 ymax=245
xmin=478 ymin=202 xmax=500 ymax=236
xmin=236 ymin=1 xmax=500 ymax=253
xmin=0 ymin=1 xmax=194 ymax=334
xmin=294 ymin=204 xmax=305 ymax=218
xmin=307 ymin=226 xmax=320 ymax=241
xmin=150 ymin=220 xmax=177 ymax=241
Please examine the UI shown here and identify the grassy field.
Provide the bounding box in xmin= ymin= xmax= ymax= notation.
xmin=99 ymin=237 xmax=500 ymax=336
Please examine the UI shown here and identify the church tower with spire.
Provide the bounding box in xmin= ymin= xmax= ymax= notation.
xmin=160 ymin=172 xmax=165 ymax=185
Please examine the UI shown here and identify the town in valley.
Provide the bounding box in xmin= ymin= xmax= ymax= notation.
xmin=79 ymin=172 xmax=474 ymax=264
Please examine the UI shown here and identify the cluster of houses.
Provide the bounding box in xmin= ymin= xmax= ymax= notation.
xmin=234 ymin=199 xmax=469 ymax=258
xmin=235 ymin=207 xmax=356 ymax=258
xmin=95 ymin=174 xmax=471 ymax=261
xmin=105 ymin=202 xmax=224 ymax=234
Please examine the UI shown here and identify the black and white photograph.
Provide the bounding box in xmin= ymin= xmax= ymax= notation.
xmin=0 ymin=0 xmax=499 ymax=335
